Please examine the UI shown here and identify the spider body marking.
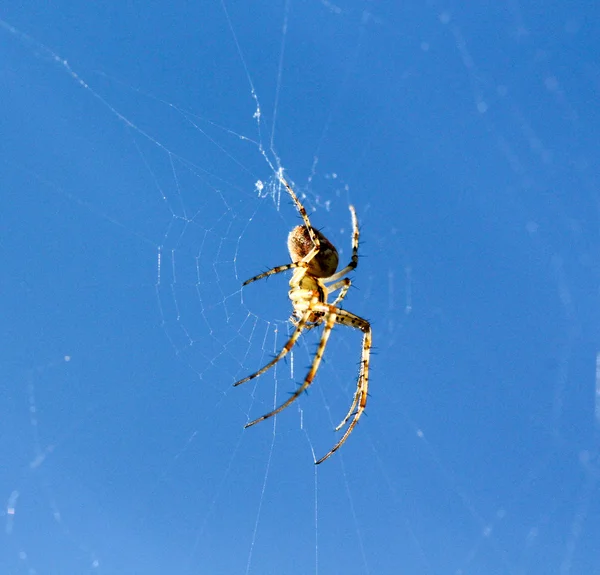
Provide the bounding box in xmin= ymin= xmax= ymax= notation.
xmin=235 ymin=174 xmax=371 ymax=464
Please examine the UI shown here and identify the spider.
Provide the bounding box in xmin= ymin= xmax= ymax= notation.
xmin=235 ymin=174 xmax=372 ymax=464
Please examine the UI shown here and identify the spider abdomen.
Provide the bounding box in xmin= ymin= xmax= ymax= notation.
xmin=288 ymin=226 xmax=339 ymax=278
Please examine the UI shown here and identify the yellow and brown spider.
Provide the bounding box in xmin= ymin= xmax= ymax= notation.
xmin=235 ymin=173 xmax=372 ymax=464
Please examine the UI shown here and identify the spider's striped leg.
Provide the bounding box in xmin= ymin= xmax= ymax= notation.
xmin=333 ymin=311 xmax=368 ymax=430
xmin=335 ymin=386 xmax=361 ymax=433
xmin=333 ymin=348 xmax=366 ymax=433
xmin=242 ymin=262 xmax=305 ymax=286
xmin=244 ymin=306 xmax=338 ymax=428
xmin=243 ymin=235 xmax=322 ymax=287
xmin=325 ymin=205 xmax=360 ymax=283
xmin=327 ymin=278 xmax=351 ymax=307
xmin=279 ymin=175 xmax=319 ymax=245
xmin=316 ymin=309 xmax=372 ymax=465
xmin=234 ymin=309 xmax=312 ymax=387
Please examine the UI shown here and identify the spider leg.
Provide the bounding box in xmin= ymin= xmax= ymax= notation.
xmin=279 ymin=174 xmax=320 ymax=247
xmin=333 ymin=310 xmax=368 ymax=430
xmin=244 ymin=307 xmax=337 ymax=428
xmin=234 ymin=309 xmax=312 ymax=387
xmin=327 ymin=278 xmax=351 ymax=307
xmin=324 ymin=205 xmax=359 ymax=283
xmin=335 ymin=386 xmax=361 ymax=432
xmin=315 ymin=308 xmax=372 ymax=465
xmin=242 ymin=238 xmax=320 ymax=287
xmin=316 ymin=386 xmax=366 ymax=465
xmin=242 ymin=262 xmax=303 ymax=286
xmin=333 ymin=337 xmax=366 ymax=432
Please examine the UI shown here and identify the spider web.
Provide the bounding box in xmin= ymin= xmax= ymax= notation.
xmin=2 ymin=1 xmax=600 ymax=574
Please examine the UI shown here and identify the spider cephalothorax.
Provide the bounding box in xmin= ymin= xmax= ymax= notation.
xmin=235 ymin=174 xmax=371 ymax=464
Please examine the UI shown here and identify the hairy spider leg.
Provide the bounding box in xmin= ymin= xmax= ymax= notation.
xmin=327 ymin=278 xmax=351 ymax=307
xmin=315 ymin=309 xmax=372 ymax=465
xmin=233 ymin=307 xmax=312 ymax=387
xmin=279 ymin=175 xmax=320 ymax=246
xmin=326 ymin=205 xmax=360 ymax=283
xmin=332 ymin=312 xmax=371 ymax=430
xmin=242 ymin=261 xmax=305 ymax=286
xmin=244 ymin=307 xmax=338 ymax=428
xmin=240 ymin=229 xmax=320 ymax=286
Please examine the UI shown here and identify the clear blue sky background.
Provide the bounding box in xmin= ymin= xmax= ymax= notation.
xmin=2 ymin=1 xmax=600 ymax=574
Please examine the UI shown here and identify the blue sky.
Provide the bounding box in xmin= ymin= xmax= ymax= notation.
xmin=2 ymin=1 xmax=600 ymax=573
